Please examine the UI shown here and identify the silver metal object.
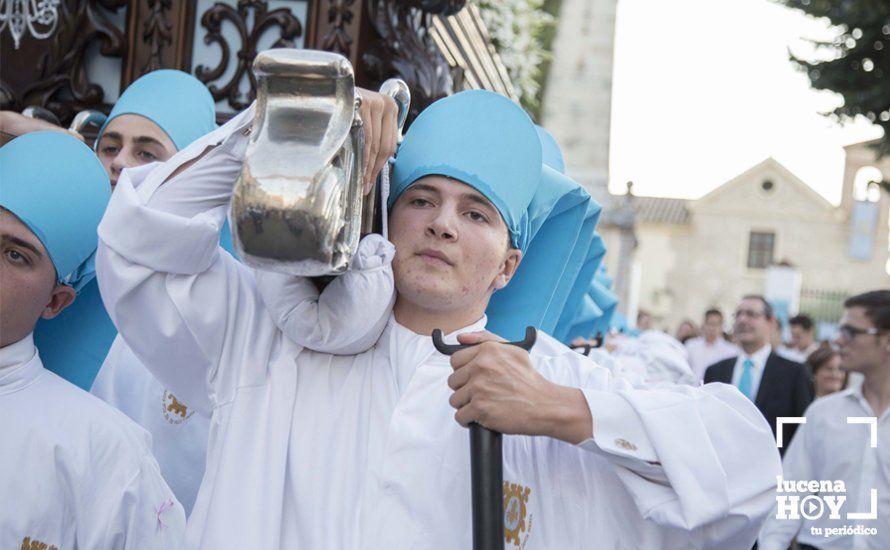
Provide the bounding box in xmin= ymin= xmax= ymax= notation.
xmin=231 ymin=48 xmax=409 ymax=276
xmin=69 ymin=110 xmax=107 ymax=135
xmin=0 ymin=0 xmax=61 ymax=50
xmin=21 ymin=105 xmax=60 ymax=126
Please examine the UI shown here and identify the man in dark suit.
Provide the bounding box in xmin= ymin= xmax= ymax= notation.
xmin=705 ymin=295 xmax=813 ymax=453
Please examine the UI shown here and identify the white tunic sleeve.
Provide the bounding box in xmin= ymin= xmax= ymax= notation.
xmin=96 ymin=107 xmax=274 ymax=415
xmin=538 ymin=343 xmax=782 ymax=547
xmin=80 ymin=454 xmax=187 ymax=549
xmin=253 ymin=233 xmax=395 ymax=355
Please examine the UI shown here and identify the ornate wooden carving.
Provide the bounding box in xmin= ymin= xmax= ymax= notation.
xmin=122 ymin=0 xmax=197 ymax=88
xmin=140 ymin=0 xmax=174 ymax=73
xmin=306 ymin=0 xmax=366 ymax=71
xmin=195 ymin=0 xmax=303 ymax=111
xmin=363 ymin=0 xmax=466 ymax=123
xmin=0 ymin=0 xmax=127 ymax=124
xmin=405 ymin=0 xmax=464 ymax=16
xmin=320 ymin=0 xmax=355 ymax=55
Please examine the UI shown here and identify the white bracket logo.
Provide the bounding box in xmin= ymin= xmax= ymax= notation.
xmin=775 ymin=417 xmax=805 ymax=448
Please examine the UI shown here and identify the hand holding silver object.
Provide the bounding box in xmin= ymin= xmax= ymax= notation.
xmin=230 ymin=48 xmax=410 ymax=277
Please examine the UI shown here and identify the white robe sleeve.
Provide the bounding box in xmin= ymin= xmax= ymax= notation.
xmin=253 ymin=233 xmax=395 ymax=355
xmin=80 ymin=454 xmax=187 ymax=549
xmin=96 ymin=107 xmax=273 ymax=415
xmin=758 ymin=414 xmax=812 ymax=549
xmin=539 ymin=346 xmax=782 ymax=547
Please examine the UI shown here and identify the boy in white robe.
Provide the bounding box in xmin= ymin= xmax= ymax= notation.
xmin=88 ymin=70 xmax=396 ymax=514
xmin=97 ymin=88 xmax=782 ymax=549
xmin=0 ymin=132 xmax=185 ymax=549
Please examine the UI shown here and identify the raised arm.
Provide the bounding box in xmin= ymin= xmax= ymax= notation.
xmin=96 ymin=107 xmax=274 ymax=414
xmin=253 ymin=233 xmax=395 ymax=355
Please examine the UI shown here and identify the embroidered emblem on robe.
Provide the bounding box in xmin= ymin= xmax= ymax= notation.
xmin=162 ymin=390 xmax=194 ymax=424
xmin=21 ymin=537 xmax=58 ymax=550
xmin=503 ymin=481 xmax=532 ymax=548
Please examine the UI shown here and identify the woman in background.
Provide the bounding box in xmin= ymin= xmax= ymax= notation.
xmin=806 ymin=343 xmax=848 ymax=398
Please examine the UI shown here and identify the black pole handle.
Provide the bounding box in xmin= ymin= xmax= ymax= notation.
xmin=431 ymin=325 xmax=536 ymax=550
xmin=431 ymin=325 xmax=537 ymax=356
xmin=571 ymin=343 xmax=593 ymax=356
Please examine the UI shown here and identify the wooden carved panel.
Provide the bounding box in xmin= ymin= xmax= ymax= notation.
xmin=363 ymin=0 xmax=466 ymax=124
xmin=121 ymin=0 xmax=198 ymax=87
xmin=305 ymin=0 xmax=365 ymax=72
xmin=194 ymin=0 xmax=304 ymax=111
xmin=0 ymin=0 xmax=127 ymax=124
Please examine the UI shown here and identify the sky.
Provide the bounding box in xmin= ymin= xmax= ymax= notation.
xmin=608 ymin=0 xmax=883 ymax=205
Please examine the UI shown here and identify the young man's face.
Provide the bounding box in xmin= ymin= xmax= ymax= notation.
xmin=388 ymin=175 xmax=521 ymax=317
xmin=702 ymin=313 xmax=723 ymax=340
xmin=96 ymin=114 xmax=177 ymax=187
xmin=789 ymin=324 xmax=813 ymax=350
xmin=835 ymin=306 xmax=888 ymax=375
xmin=732 ymin=298 xmax=771 ymax=349
xmin=0 ymin=209 xmax=75 ymax=347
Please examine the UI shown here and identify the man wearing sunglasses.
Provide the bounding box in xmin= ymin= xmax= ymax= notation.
xmin=759 ymin=289 xmax=890 ymax=550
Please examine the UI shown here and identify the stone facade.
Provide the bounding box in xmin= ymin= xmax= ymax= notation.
xmin=599 ymin=150 xmax=890 ymax=331
xmin=540 ymin=0 xmax=618 ymax=203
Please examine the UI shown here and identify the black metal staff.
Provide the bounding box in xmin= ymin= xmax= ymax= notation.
xmin=432 ymin=326 xmax=537 ymax=550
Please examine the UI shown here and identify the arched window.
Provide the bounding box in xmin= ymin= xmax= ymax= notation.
xmin=853 ymin=166 xmax=883 ymax=202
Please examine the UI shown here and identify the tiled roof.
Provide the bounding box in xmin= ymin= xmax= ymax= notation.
xmin=600 ymin=195 xmax=691 ymax=226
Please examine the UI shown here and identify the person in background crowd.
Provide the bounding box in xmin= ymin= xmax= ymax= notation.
xmin=636 ymin=309 xmax=654 ymax=332
xmin=685 ymin=308 xmax=738 ymax=381
xmin=0 ymin=132 xmax=184 ymax=548
xmin=611 ymin=330 xmax=698 ymax=386
xmin=758 ymin=290 xmax=890 ymax=550
xmin=806 ymin=343 xmax=848 ymax=398
xmin=789 ymin=314 xmax=819 ymax=360
xmin=675 ymin=318 xmax=699 ymax=344
xmin=771 ymin=316 xmax=807 ymax=362
xmin=705 ymin=295 xmax=814 ymax=452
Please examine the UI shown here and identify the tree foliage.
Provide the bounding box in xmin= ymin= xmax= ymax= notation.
xmin=779 ymin=0 xmax=890 ymax=174
xmin=473 ymin=0 xmax=559 ymax=119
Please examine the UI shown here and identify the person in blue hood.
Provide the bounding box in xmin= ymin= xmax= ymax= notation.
xmin=33 ymin=70 xmax=224 ymax=390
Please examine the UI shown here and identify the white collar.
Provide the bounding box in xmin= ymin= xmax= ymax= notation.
xmin=389 ymin=314 xmax=488 ymax=342
xmin=741 ymin=344 xmax=772 ymax=369
xmin=381 ymin=314 xmax=488 ymax=393
xmin=0 ymin=334 xmax=44 ymax=394
xmin=0 ymin=333 xmax=36 ymax=369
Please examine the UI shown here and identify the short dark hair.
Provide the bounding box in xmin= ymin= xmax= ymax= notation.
xmin=741 ymin=294 xmax=773 ymax=320
xmin=806 ymin=343 xmax=848 ymax=388
xmin=789 ymin=314 xmax=814 ymax=331
xmin=844 ymin=290 xmax=890 ymax=331
xmin=806 ymin=344 xmax=838 ymax=374
xmin=704 ymin=308 xmax=723 ymax=321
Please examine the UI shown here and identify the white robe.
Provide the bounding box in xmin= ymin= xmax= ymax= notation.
xmin=0 ymin=335 xmax=185 ymax=549
xmin=95 ymin=106 xmax=782 ymax=549
xmin=91 ymin=235 xmax=395 ymax=515
xmin=91 ymin=336 xmax=210 ymax=515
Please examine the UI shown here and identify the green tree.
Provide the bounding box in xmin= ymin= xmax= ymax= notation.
xmin=779 ymin=0 xmax=890 ymax=191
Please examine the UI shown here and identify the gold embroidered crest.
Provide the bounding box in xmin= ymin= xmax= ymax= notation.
xmin=503 ymin=481 xmax=532 ymax=548
xmin=21 ymin=537 xmax=58 ymax=550
xmin=162 ymin=390 xmax=194 ymax=425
